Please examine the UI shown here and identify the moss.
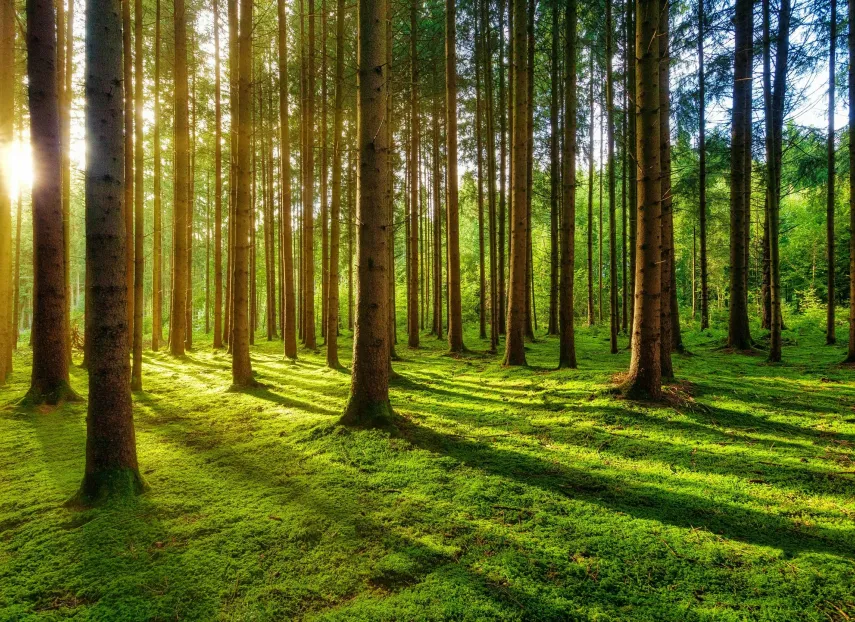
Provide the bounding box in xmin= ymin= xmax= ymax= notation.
xmin=1 ymin=318 xmax=855 ymax=620
xmin=19 ymin=380 xmax=83 ymax=407
xmin=69 ymin=468 xmax=148 ymax=507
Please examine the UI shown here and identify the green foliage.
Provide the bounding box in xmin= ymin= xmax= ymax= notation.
xmin=2 ymin=321 xmax=855 ymax=620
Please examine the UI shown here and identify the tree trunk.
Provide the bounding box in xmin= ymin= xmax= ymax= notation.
xmin=826 ymin=0 xmax=836 ymax=345
xmin=224 ymin=0 xmax=238 ymax=348
xmin=848 ymin=0 xmax=855 ymax=362
xmin=523 ymin=0 xmax=534 ymax=341
xmin=559 ymin=0 xmax=577 ymax=368
xmin=432 ymin=100 xmax=443 ymax=338
xmin=623 ymin=0 xmax=661 ymax=400
xmin=303 ymin=0 xmax=316 ymax=350
xmin=326 ymin=0 xmax=344 ymax=369
xmin=727 ymin=0 xmax=753 ymax=350
xmin=0 ymin=0 xmax=13 ymax=384
xmin=341 ymin=0 xmax=393 ymax=426
xmin=131 ymin=0 xmax=144 ymax=390
xmin=607 ymin=0 xmax=618 ymax=354
xmin=408 ymin=3 xmax=419 ymax=348
xmin=547 ymin=0 xmax=559 ymax=336
xmin=122 ymin=0 xmax=134 ymax=351
xmin=475 ymin=17 xmax=487 ymax=341
xmin=77 ymin=0 xmax=144 ymax=503
xmin=658 ymin=0 xmax=673 ymax=377
xmin=481 ymin=0 xmax=499 ymax=353
xmin=152 ymin=0 xmax=163 ymax=350
xmin=320 ymin=0 xmax=329 ymax=343
xmin=446 ymin=0 xmax=464 ymax=353
xmin=698 ymin=0 xmax=708 ymax=331
xmin=171 ymin=0 xmax=189 ymax=356
xmin=627 ymin=0 xmax=636 ymax=331
xmin=187 ymin=55 xmax=196 ymax=351
xmin=213 ymin=0 xmax=224 ymax=348
xmin=587 ymin=50 xmax=595 ymax=327
xmin=498 ymin=0 xmax=507 ymax=335
xmin=26 ymin=0 xmax=74 ymax=403
xmin=503 ymin=0 xmax=528 ymax=366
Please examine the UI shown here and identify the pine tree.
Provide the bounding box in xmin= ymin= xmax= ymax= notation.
xmin=446 ymin=0 xmax=464 ymax=353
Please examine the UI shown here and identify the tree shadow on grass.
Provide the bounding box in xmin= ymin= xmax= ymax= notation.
xmin=396 ymin=415 xmax=855 ymax=558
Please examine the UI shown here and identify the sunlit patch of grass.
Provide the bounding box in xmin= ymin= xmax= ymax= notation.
xmin=1 ymin=318 xmax=855 ymax=620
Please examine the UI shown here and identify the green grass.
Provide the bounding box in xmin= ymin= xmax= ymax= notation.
xmin=1 ymin=318 xmax=855 ymax=621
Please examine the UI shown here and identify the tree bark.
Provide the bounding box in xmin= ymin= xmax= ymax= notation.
xmin=130 ymin=0 xmax=144 ymax=390
xmin=77 ymin=0 xmax=144 ymax=503
xmin=341 ymin=0 xmax=393 ymax=426
xmin=559 ymin=0 xmax=577 ymax=368
xmin=213 ymin=0 xmax=224 ymax=348
xmin=122 ymin=0 xmax=134 ymax=351
xmin=503 ymin=0 xmax=528 ymax=365
xmin=587 ymin=50 xmax=595 ymax=327
xmin=658 ymin=0 xmax=673 ymax=377
xmin=623 ymin=0 xmax=661 ymax=400
xmin=475 ymin=17 xmax=487 ymax=341
xmin=408 ymin=3 xmax=420 ymax=348
xmin=0 ymin=0 xmax=13 ymax=384
xmin=826 ymin=0 xmax=836 ymax=345
xmin=152 ymin=0 xmax=163 ymax=350
xmin=727 ymin=0 xmax=753 ymax=350
xmin=303 ymin=0 xmax=317 ymax=349
xmin=446 ymin=0 xmax=464 ymax=353
xmin=698 ymin=0 xmax=708 ymax=331
xmin=548 ymin=0 xmax=559 ymax=336
xmin=607 ymin=0 xmax=618 ymax=354
xmin=848 ymin=0 xmax=855 ymax=362
xmin=26 ymin=0 xmax=74 ymax=403
xmin=326 ymin=0 xmax=344 ymax=369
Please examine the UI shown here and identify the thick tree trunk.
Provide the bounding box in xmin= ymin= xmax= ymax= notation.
xmin=727 ymin=0 xmax=753 ymax=350
xmin=623 ymin=0 xmax=661 ymax=400
xmin=171 ymin=0 xmax=189 ymax=356
xmin=77 ymin=0 xmax=144 ymax=503
xmin=224 ymin=0 xmax=238 ymax=348
xmin=122 ymin=0 xmax=134 ymax=350
xmin=26 ymin=0 xmax=74 ymax=403
xmin=503 ymin=0 xmax=528 ymax=366
xmin=498 ymin=0 xmax=507 ymax=335
xmin=627 ymin=0 xmax=636 ymax=331
xmin=658 ymin=0 xmax=673 ymax=378
xmin=232 ymin=0 xmax=255 ymax=385
xmin=341 ymin=0 xmax=393 ymax=426
xmin=559 ymin=0 xmax=577 ymax=369
xmin=131 ymin=0 xmax=144 ymax=390
xmin=548 ymin=0 xmax=559 ymax=336
xmin=446 ymin=0 xmax=464 ymax=353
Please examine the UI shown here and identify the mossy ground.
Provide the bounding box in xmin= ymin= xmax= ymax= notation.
xmin=1 ymin=318 xmax=855 ymax=620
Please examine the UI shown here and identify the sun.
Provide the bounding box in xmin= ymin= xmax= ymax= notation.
xmin=2 ymin=137 xmax=32 ymax=202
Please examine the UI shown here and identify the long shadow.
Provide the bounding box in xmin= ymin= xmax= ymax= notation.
xmin=397 ymin=417 xmax=855 ymax=558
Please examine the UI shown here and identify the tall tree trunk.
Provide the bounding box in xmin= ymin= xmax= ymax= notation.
xmin=78 ymin=0 xmax=144 ymax=502
xmin=278 ymin=0 xmax=297 ymax=359
xmin=727 ymin=0 xmax=753 ymax=350
xmin=481 ymin=0 xmax=499 ymax=353
xmin=587 ymin=50 xmax=595 ymax=327
xmin=187 ymin=55 xmax=196 ymax=350
xmin=432 ymin=100 xmax=443 ymax=338
xmin=847 ymin=0 xmax=855 ymax=362
xmin=446 ymin=0 xmax=464 ymax=353
xmin=13 ymin=177 xmax=22 ymax=350
xmin=607 ymin=0 xmax=618 ymax=354
xmin=61 ymin=0 xmax=73 ymax=363
xmin=408 ymin=3 xmax=420 ymax=348
xmin=122 ymin=0 xmax=134 ymax=350
xmin=523 ymin=0 xmax=534 ymax=341
xmin=475 ymin=18 xmax=487 ymax=341
xmin=658 ymin=0 xmax=673 ymax=377
xmin=26 ymin=0 xmax=74 ymax=403
xmin=326 ymin=0 xmax=344 ymax=369
xmin=503 ymin=0 xmax=528 ymax=365
xmin=826 ymin=0 xmax=837 ymax=345
xmin=214 ymin=0 xmax=224 ymax=348
xmin=341 ymin=0 xmax=392 ymax=426
xmin=698 ymin=0 xmax=708 ymax=331
xmin=303 ymin=0 xmax=316 ymax=349
xmin=152 ymin=0 xmax=163 ymax=350
xmin=0 ymin=0 xmax=13 ymax=383
xmin=627 ymin=0 xmax=636 ymax=331
xmin=559 ymin=0 xmax=577 ymax=368
xmin=225 ymin=0 xmax=238 ymax=348
xmin=232 ymin=0 xmax=255 ymax=385
xmin=320 ymin=0 xmax=329 ymax=342
xmin=623 ymin=0 xmax=661 ymax=400
xmin=171 ymin=0 xmax=189 ymax=356
xmin=131 ymin=0 xmax=144 ymax=390
xmin=548 ymin=0 xmax=559 ymax=336
xmin=498 ymin=0 xmax=507 ymax=335
xmin=385 ymin=0 xmax=396 ymax=360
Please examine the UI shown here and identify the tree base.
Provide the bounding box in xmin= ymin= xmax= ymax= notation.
xmin=69 ymin=468 xmax=147 ymax=507
xmin=20 ymin=381 xmax=83 ymax=407
xmin=340 ymin=397 xmax=397 ymax=429
xmin=620 ymin=375 xmax=662 ymax=401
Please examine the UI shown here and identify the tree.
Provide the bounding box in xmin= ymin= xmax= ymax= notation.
xmin=503 ymin=0 xmax=528 ymax=366
xmin=848 ymin=0 xmax=855 ymax=363
xmin=122 ymin=0 xmax=134 ymax=350
xmin=278 ymin=0 xmax=297 ymax=359
xmin=131 ymin=0 xmax=145 ymax=390
xmin=326 ymin=0 xmax=344 ymax=369
xmin=727 ymin=0 xmax=753 ymax=351
xmin=214 ymin=0 xmax=224 ymax=349
xmin=25 ymin=0 xmax=75 ymax=404
xmin=172 ymin=0 xmax=190 ymax=356
xmin=0 ymin=0 xmax=13 ymax=385
xmin=826 ymin=0 xmax=836 ymax=345
xmin=75 ymin=0 xmax=144 ymax=503
xmin=446 ymin=0 xmax=464 ymax=353
xmin=697 ymin=0 xmax=708 ymax=331
xmin=303 ymin=0 xmax=317 ymax=350
xmin=658 ymin=0 xmax=673 ymax=377
xmin=586 ymin=51 xmax=594 ymax=327
xmin=408 ymin=2 xmax=420 ymax=349
xmin=231 ymin=0 xmax=256 ymax=386
xmin=622 ymin=0 xmax=661 ymax=400
xmin=547 ymin=0 xmax=559 ymax=336
xmin=341 ymin=0 xmax=393 ymax=426
xmin=152 ymin=0 xmax=163 ymax=351
xmin=558 ymin=0 xmax=577 ymax=369
xmin=607 ymin=0 xmax=618 ymax=354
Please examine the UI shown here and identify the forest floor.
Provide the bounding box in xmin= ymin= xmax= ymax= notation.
xmin=1 ymin=317 xmax=855 ymax=621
